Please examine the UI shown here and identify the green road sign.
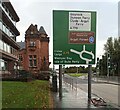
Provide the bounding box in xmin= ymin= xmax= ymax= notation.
xmin=53 ymin=10 xmax=96 ymax=65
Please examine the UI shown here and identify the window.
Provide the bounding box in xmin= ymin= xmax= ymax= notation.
xmin=33 ymin=55 xmax=37 ymax=66
xmin=10 ymin=31 xmax=13 ymax=37
xmin=19 ymin=54 xmax=23 ymax=61
xmin=4 ymin=61 xmax=7 ymax=70
xmin=43 ymin=57 xmax=46 ymax=64
xmin=0 ymin=59 xmax=7 ymax=71
xmin=30 ymin=41 xmax=35 ymax=47
xmin=3 ymin=42 xmax=6 ymax=52
xmin=31 ymin=31 xmax=33 ymax=34
xmin=0 ymin=20 xmax=2 ymax=30
xmin=2 ymin=3 xmax=6 ymax=10
xmin=0 ymin=59 xmax=2 ymax=70
xmin=0 ymin=40 xmax=3 ymax=50
xmin=10 ymin=47 xmax=13 ymax=54
xmin=0 ymin=40 xmax=11 ymax=53
xmin=2 ymin=23 xmax=10 ymax=36
xmin=6 ymin=44 xmax=8 ymax=52
xmin=3 ymin=24 xmax=6 ymax=33
xmin=1 ymin=60 xmax=5 ymax=70
xmin=29 ymin=55 xmax=33 ymax=67
xmin=7 ymin=45 xmax=10 ymax=53
xmin=29 ymin=55 xmax=37 ymax=67
xmin=6 ymin=27 xmax=10 ymax=36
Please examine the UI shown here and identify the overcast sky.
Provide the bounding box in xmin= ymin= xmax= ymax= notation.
xmin=10 ymin=0 xmax=119 ymax=68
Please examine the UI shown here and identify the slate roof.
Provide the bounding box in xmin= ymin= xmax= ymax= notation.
xmin=39 ymin=26 xmax=48 ymax=36
xmin=17 ymin=42 xmax=25 ymax=49
xmin=25 ymin=24 xmax=38 ymax=35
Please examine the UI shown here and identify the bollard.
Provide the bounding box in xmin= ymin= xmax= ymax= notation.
xmin=76 ymin=80 xmax=77 ymax=91
xmin=70 ymin=79 xmax=72 ymax=87
xmin=72 ymin=79 xmax=73 ymax=89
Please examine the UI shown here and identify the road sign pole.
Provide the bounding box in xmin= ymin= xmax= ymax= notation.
xmin=59 ymin=65 xmax=62 ymax=98
xmin=88 ymin=65 xmax=92 ymax=100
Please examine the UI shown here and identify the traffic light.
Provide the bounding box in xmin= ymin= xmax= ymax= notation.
xmin=108 ymin=54 xmax=110 ymax=68
xmin=96 ymin=57 xmax=99 ymax=68
xmin=107 ymin=53 xmax=112 ymax=76
xmin=107 ymin=53 xmax=111 ymax=69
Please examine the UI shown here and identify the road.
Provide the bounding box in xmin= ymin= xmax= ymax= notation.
xmin=63 ymin=74 xmax=119 ymax=108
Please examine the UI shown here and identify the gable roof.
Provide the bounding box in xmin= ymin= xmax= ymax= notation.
xmin=39 ymin=26 xmax=48 ymax=36
xmin=25 ymin=24 xmax=38 ymax=35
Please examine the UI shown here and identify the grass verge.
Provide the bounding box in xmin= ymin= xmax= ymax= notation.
xmin=68 ymin=73 xmax=87 ymax=77
xmin=2 ymin=80 xmax=51 ymax=109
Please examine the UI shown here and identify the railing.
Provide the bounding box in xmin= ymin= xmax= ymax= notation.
xmin=1 ymin=3 xmax=16 ymax=26
xmin=0 ymin=50 xmax=18 ymax=62
xmin=63 ymin=75 xmax=78 ymax=90
xmin=92 ymin=75 xmax=119 ymax=84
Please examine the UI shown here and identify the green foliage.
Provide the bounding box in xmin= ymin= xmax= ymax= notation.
xmin=18 ymin=70 xmax=32 ymax=78
xmin=65 ymin=66 xmax=89 ymax=73
xmin=100 ymin=55 xmax=107 ymax=76
xmin=18 ymin=70 xmax=34 ymax=81
xmin=2 ymin=80 xmax=50 ymax=109
xmin=65 ymin=66 xmax=77 ymax=73
xmin=104 ymin=37 xmax=114 ymax=54
xmin=101 ymin=36 xmax=120 ymax=76
xmin=2 ymin=70 xmax=34 ymax=82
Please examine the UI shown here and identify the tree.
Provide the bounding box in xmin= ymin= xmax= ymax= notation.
xmin=104 ymin=37 xmax=120 ymax=76
xmin=104 ymin=37 xmax=114 ymax=55
xmin=65 ymin=66 xmax=88 ymax=73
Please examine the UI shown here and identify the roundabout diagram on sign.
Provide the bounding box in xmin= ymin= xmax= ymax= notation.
xmin=70 ymin=45 xmax=94 ymax=64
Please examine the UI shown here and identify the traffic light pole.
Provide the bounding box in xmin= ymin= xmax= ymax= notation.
xmin=107 ymin=53 xmax=110 ymax=81
xmin=96 ymin=57 xmax=99 ymax=82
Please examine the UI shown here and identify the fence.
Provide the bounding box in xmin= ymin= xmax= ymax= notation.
xmin=92 ymin=75 xmax=119 ymax=84
xmin=63 ymin=76 xmax=78 ymax=90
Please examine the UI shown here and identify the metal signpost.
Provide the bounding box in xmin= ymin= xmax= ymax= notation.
xmin=53 ymin=10 xmax=96 ymax=99
xmin=59 ymin=65 xmax=62 ymax=98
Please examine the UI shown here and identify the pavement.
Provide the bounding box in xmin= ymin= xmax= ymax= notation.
xmin=50 ymin=76 xmax=118 ymax=109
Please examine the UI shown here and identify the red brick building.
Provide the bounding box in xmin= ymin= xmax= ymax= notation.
xmin=17 ymin=24 xmax=50 ymax=76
